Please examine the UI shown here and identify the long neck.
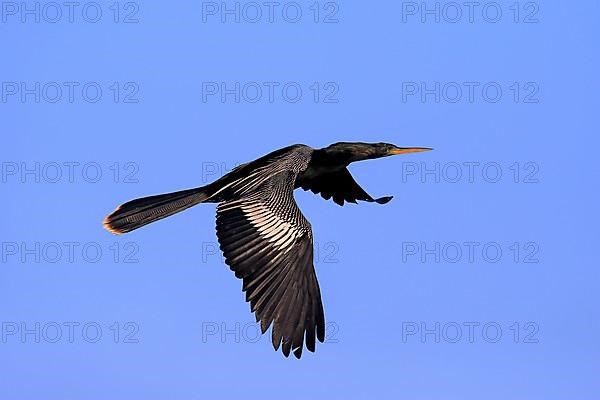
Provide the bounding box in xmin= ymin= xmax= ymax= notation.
xmin=311 ymin=144 xmax=379 ymax=168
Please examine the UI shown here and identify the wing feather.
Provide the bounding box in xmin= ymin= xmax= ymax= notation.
xmin=215 ymin=161 xmax=325 ymax=358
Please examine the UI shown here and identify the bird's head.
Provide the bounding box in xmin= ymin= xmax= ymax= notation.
xmin=322 ymin=142 xmax=432 ymax=164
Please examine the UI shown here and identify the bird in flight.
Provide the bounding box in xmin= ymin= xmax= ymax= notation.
xmin=103 ymin=142 xmax=431 ymax=358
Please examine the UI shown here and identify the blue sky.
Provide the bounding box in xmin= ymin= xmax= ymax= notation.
xmin=1 ymin=1 xmax=599 ymax=399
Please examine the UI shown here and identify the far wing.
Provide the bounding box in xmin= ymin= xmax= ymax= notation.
xmin=296 ymin=168 xmax=392 ymax=206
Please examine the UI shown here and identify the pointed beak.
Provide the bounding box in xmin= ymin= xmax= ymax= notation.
xmin=388 ymin=147 xmax=433 ymax=155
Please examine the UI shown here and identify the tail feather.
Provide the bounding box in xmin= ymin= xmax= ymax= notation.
xmin=103 ymin=187 xmax=210 ymax=234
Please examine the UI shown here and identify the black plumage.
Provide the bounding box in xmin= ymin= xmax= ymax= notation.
xmin=103 ymin=142 xmax=431 ymax=358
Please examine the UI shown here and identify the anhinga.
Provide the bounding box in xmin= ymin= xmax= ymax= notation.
xmin=103 ymin=142 xmax=431 ymax=358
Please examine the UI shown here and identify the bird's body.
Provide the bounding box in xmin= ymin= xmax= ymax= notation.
xmin=103 ymin=142 xmax=431 ymax=358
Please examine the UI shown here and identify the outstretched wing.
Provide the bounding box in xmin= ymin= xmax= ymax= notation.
xmin=215 ymin=171 xmax=325 ymax=358
xmin=296 ymin=167 xmax=392 ymax=206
